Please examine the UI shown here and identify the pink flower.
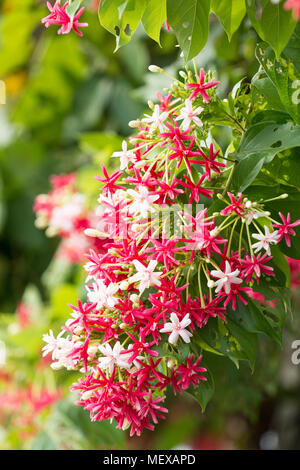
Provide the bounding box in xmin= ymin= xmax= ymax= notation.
xmin=177 ymin=173 xmax=213 ymax=206
xmin=185 ymin=68 xmax=220 ymax=102
xmin=175 ymin=355 xmax=207 ymax=390
xmin=192 ymin=144 xmax=225 ymax=180
xmin=220 ymin=192 xmax=245 ymax=217
xmin=272 ymin=212 xmax=300 ymax=247
xmin=42 ymin=1 xmax=88 ymax=37
xmin=284 ymin=0 xmax=300 ymax=20
xmin=240 ymin=253 xmax=274 ymax=284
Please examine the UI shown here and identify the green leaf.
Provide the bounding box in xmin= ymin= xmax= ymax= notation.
xmin=99 ymin=0 xmax=147 ymax=50
xmin=166 ymin=0 xmax=210 ymax=61
xmin=229 ymin=298 xmax=282 ymax=344
xmin=256 ymin=43 xmax=300 ymax=123
xmin=233 ymin=121 xmax=300 ymax=190
xmin=232 ymin=153 xmax=265 ymax=193
xmin=194 ymin=318 xmax=257 ymax=368
xmin=246 ymin=0 xmax=296 ymax=57
xmin=284 ymin=23 xmax=300 ymax=73
xmin=142 ymin=0 xmax=167 ymax=45
xmin=226 ymin=318 xmax=258 ymax=369
xmin=187 ymin=368 xmax=215 ymax=411
xmin=252 ymin=71 xmax=286 ymax=112
xmin=211 ymin=0 xmax=246 ymax=41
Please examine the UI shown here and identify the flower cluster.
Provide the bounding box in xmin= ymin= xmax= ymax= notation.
xmin=0 ymin=373 xmax=62 ymax=441
xmin=42 ymin=65 xmax=300 ymax=436
xmin=34 ymin=173 xmax=104 ymax=264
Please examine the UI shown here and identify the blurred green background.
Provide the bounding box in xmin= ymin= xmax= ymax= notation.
xmin=0 ymin=0 xmax=300 ymax=450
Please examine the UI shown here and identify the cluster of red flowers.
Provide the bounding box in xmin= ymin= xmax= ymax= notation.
xmin=41 ymin=65 xmax=300 ymax=436
xmin=0 ymin=303 xmax=62 ymax=442
xmin=0 ymin=373 xmax=62 ymax=441
xmin=34 ymin=173 xmax=105 ymax=264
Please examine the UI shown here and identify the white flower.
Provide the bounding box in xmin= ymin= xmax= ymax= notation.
xmin=42 ymin=329 xmax=78 ymax=370
xmin=127 ymin=186 xmax=159 ymax=218
xmin=112 ymin=141 xmax=136 ymax=170
xmin=245 ymin=210 xmax=270 ymax=225
xmin=42 ymin=329 xmax=65 ymax=357
xmin=86 ymin=280 xmax=119 ymax=310
xmin=98 ymin=341 xmax=130 ymax=374
xmin=129 ymin=259 xmax=161 ymax=293
xmin=160 ymin=313 xmax=192 ymax=345
xmin=252 ymin=225 xmax=280 ymax=255
xmin=49 ymin=194 xmax=85 ymax=233
xmin=175 ymin=100 xmax=203 ymax=130
xmin=210 ymin=261 xmax=242 ymax=294
xmin=142 ymin=104 xmax=168 ymax=133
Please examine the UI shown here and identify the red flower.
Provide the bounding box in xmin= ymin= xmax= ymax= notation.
xmin=145 ymin=235 xmax=180 ymax=270
xmin=95 ymin=164 xmax=124 ymax=195
xmin=175 ymin=355 xmax=207 ymax=390
xmin=240 ymin=253 xmax=274 ymax=284
xmin=178 ymin=174 xmax=213 ymax=206
xmin=272 ymin=212 xmax=300 ymax=247
xmin=220 ymin=192 xmax=245 ymax=217
xmin=185 ymin=68 xmax=220 ymax=102
xmin=42 ymin=1 xmax=88 ymax=36
xmin=191 ymin=144 xmax=225 ymax=180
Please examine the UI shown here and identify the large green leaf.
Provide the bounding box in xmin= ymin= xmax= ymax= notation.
xmin=166 ymin=0 xmax=211 ymax=61
xmin=142 ymin=0 xmax=167 ymax=45
xmin=232 ymin=121 xmax=300 ymax=191
xmin=99 ymin=0 xmax=147 ymax=50
xmin=229 ymin=298 xmax=282 ymax=344
xmin=256 ymin=43 xmax=300 ymax=123
xmin=211 ymin=0 xmax=246 ymax=40
xmin=246 ymin=0 xmax=296 ymax=57
xmin=284 ymin=23 xmax=300 ymax=73
xmin=187 ymin=368 xmax=215 ymax=411
xmin=195 ymin=317 xmax=257 ymax=368
xmin=252 ymin=72 xmax=286 ymax=112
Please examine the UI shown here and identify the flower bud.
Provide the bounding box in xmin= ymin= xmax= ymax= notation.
xmin=87 ymin=345 xmax=98 ymax=356
xmin=35 ymin=216 xmax=48 ymax=229
xmin=51 ymin=362 xmax=64 ymax=370
xmin=119 ymin=280 xmax=129 ymax=291
xmin=167 ymin=359 xmax=176 ymax=368
xmin=45 ymin=227 xmax=58 ymax=237
xmin=207 ymin=280 xmax=215 ymax=288
xmin=121 ymin=418 xmax=131 ymax=431
xmin=148 ymin=65 xmax=162 ymax=73
xmin=128 ymin=120 xmax=140 ymax=128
